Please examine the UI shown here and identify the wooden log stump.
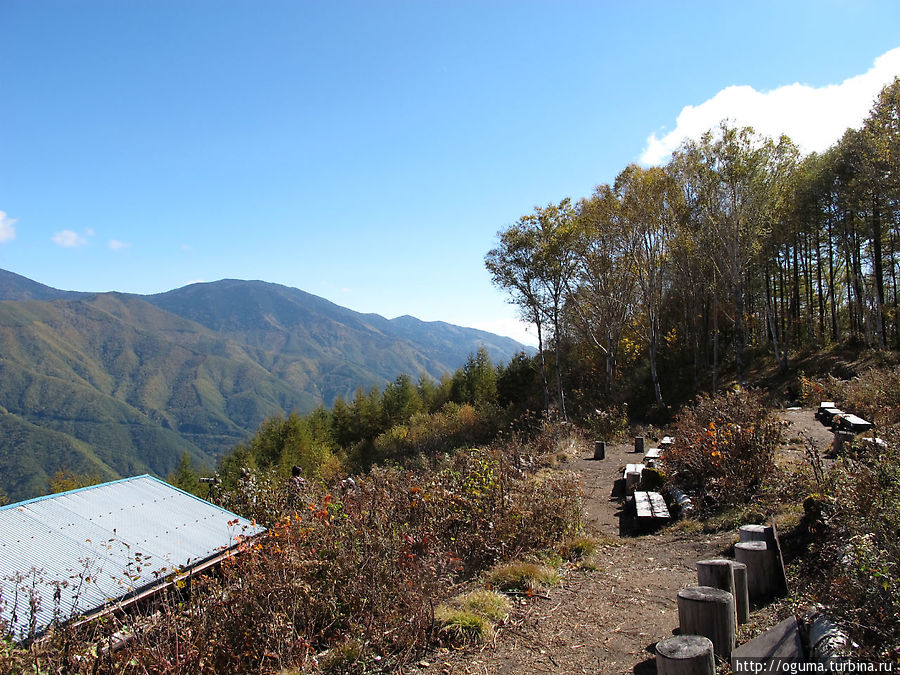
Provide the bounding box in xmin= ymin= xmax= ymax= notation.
xmin=677 ymin=585 xmax=735 ymax=659
xmin=625 ymin=470 xmax=641 ymax=494
xmin=634 ymin=436 xmax=645 ymax=454
xmin=696 ymin=559 xmax=735 ymax=616
xmin=696 ymin=559 xmax=734 ymax=594
xmin=734 ymin=541 xmax=776 ymax=602
xmin=739 ymin=522 xmax=788 ymax=597
xmin=697 ymin=558 xmax=747 ymax=625
xmin=738 ymin=524 xmax=773 ymax=544
xmin=656 ymin=634 xmax=715 ymax=675
xmin=833 ymin=430 xmax=855 ymax=455
xmin=593 ymin=440 xmax=605 ymax=460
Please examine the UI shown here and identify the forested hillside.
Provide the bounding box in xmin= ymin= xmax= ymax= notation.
xmin=0 ymin=273 xmax=528 ymax=501
xmin=486 ymin=79 xmax=900 ymax=417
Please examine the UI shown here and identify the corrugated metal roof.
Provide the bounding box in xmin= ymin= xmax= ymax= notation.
xmin=0 ymin=475 xmax=264 ymax=640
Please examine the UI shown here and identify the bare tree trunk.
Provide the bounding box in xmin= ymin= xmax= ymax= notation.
xmin=891 ymin=231 xmax=899 ymax=348
xmin=535 ymin=318 xmax=550 ymax=413
xmin=552 ymin=311 xmax=567 ymax=421
xmin=815 ymin=221 xmax=826 ymax=345
xmin=829 ymin=223 xmax=838 ymax=342
xmin=872 ymin=196 xmax=886 ymax=347
xmin=712 ymin=292 xmax=719 ymax=392
xmin=764 ymin=264 xmax=787 ymax=370
xmin=649 ymin=309 xmax=664 ymax=407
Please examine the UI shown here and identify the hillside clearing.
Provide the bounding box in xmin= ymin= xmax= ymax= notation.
xmin=411 ymin=408 xmax=829 ymax=675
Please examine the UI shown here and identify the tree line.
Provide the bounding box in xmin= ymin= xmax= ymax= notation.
xmin=486 ymin=79 xmax=900 ymax=415
xmin=171 ymin=347 xmax=545 ymax=496
xmin=173 ymin=79 xmax=900 ymax=497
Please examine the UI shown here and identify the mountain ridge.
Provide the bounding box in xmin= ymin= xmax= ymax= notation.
xmin=0 ymin=270 xmax=530 ymax=502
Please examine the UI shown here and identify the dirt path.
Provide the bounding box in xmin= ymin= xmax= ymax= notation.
xmin=408 ymin=407 xmax=834 ymax=675
xmin=410 ymin=438 xmax=733 ymax=674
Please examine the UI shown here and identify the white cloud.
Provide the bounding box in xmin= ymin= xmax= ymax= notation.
xmin=52 ymin=230 xmax=88 ymax=247
xmin=108 ymin=239 xmax=131 ymax=250
xmin=0 ymin=211 xmax=17 ymax=243
xmin=641 ymin=46 xmax=900 ymax=165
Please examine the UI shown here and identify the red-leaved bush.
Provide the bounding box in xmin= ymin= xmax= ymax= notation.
xmin=662 ymin=389 xmax=785 ymax=514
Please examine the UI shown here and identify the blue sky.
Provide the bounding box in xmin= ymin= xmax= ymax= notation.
xmin=2 ymin=1 xmax=899 ymax=346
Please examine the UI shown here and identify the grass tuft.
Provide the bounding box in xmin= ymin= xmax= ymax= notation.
xmin=558 ymin=534 xmax=599 ymax=561
xmin=433 ymin=607 xmax=494 ymax=645
xmin=455 ymin=589 xmax=512 ymax=622
xmin=485 ymin=561 xmax=560 ymax=593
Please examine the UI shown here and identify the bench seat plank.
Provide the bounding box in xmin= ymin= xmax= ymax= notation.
xmin=634 ymin=491 xmax=670 ymax=519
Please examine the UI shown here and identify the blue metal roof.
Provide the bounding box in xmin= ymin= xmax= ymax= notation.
xmin=0 ymin=475 xmax=264 ymax=640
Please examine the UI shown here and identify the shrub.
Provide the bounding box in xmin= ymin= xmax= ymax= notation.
xmin=662 ymin=389 xmax=785 ymax=514
xmin=558 ymin=535 xmax=599 ymax=562
xmin=1 ymin=435 xmax=582 ymax=673
xmin=582 ymin=405 xmax=629 ymax=442
xmin=799 ymin=365 xmax=900 ymax=426
xmin=798 ymin=425 xmax=900 ymax=657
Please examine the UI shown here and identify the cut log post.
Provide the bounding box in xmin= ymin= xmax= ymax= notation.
xmin=696 ymin=559 xmax=736 ymax=620
xmin=833 ymin=430 xmax=855 ymax=455
xmin=738 ymin=523 xmax=788 ymax=597
xmin=634 ymin=436 xmax=645 ymax=454
xmin=696 ymin=558 xmax=748 ymax=624
xmin=593 ymin=440 xmax=605 ymax=460
xmin=738 ymin=524 xmax=773 ymax=544
xmin=734 ymin=541 xmax=776 ymax=602
xmin=625 ymin=470 xmax=641 ymax=494
xmin=656 ymin=635 xmax=715 ymax=675
xmin=677 ymin=585 xmax=735 ymax=659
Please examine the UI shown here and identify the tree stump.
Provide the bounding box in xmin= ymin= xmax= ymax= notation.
xmin=593 ymin=440 xmax=605 ymax=460
xmin=734 ymin=541 xmax=776 ymax=602
xmin=738 ymin=524 xmax=773 ymax=545
xmin=677 ymin=585 xmax=735 ymax=659
xmin=634 ymin=436 xmax=645 ymax=454
xmin=696 ymin=559 xmax=735 ymax=619
xmin=833 ymin=430 xmax=855 ymax=455
xmin=656 ymin=634 xmax=715 ymax=675
xmin=696 ymin=558 xmax=747 ymax=624
xmin=625 ymin=470 xmax=641 ymax=494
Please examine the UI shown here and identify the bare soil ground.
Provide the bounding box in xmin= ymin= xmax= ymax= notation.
xmin=407 ymin=408 xmax=833 ymax=675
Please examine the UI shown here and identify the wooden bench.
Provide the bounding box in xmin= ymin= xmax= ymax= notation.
xmin=634 ymin=490 xmax=670 ymax=520
xmin=816 ymin=401 xmax=837 ymax=419
xmin=731 ymin=616 xmax=803 ymax=670
xmin=660 ymin=436 xmax=674 ymax=446
xmin=817 ymin=407 xmax=843 ymax=426
xmin=644 ymin=447 xmax=661 ymax=460
xmin=833 ymin=413 xmax=872 ymax=433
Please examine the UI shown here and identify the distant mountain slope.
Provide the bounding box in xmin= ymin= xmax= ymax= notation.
xmin=0 ymin=271 xmax=530 ymax=502
xmin=144 ymin=279 xmax=527 ymax=390
xmin=0 ymin=268 xmax=86 ymax=301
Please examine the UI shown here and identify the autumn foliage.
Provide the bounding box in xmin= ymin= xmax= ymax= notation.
xmin=662 ymin=388 xmax=785 ymax=514
xmin=1 ymin=428 xmax=582 ymax=674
